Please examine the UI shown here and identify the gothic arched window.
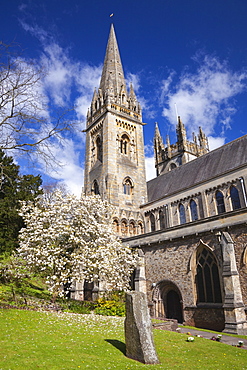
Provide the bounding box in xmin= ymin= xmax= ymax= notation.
xmin=179 ymin=203 xmax=186 ymax=224
xmin=92 ymin=180 xmax=100 ymax=195
xmin=123 ymin=178 xmax=133 ymax=195
xmin=230 ymin=186 xmax=241 ymax=210
xmin=96 ymin=136 xmax=102 ymax=162
xmin=150 ymin=213 xmax=156 ymax=232
xmin=196 ymin=247 xmax=222 ymax=303
xmin=190 ymin=199 xmax=198 ymax=221
xmin=120 ymin=134 xmax=129 ymax=155
xmin=216 ymin=190 xmax=225 ymax=214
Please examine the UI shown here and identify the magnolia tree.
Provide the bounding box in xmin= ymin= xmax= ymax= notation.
xmin=18 ymin=190 xmax=139 ymax=298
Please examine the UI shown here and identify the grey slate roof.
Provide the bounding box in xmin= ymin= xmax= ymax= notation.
xmin=147 ymin=134 xmax=247 ymax=203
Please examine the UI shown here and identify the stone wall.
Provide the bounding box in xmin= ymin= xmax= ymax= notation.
xmin=138 ymin=224 xmax=247 ymax=330
xmin=143 ymin=232 xmax=221 ymax=307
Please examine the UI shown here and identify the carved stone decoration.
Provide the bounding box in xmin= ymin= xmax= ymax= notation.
xmin=124 ymin=291 xmax=159 ymax=364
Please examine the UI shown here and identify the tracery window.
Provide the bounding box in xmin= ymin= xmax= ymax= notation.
xmin=216 ymin=190 xmax=225 ymax=214
xmin=150 ymin=213 xmax=155 ymax=232
xmin=179 ymin=203 xmax=186 ymax=224
xmin=190 ymin=199 xmax=198 ymax=221
xmin=92 ymin=180 xmax=100 ymax=195
xmin=196 ymin=247 xmax=222 ymax=303
xmin=230 ymin=186 xmax=241 ymax=210
xmin=123 ymin=178 xmax=133 ymax=195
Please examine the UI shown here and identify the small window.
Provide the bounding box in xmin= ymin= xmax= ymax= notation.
xmin=150 ymin=213 xmax=155 ymax=232
xmin=129 ymin=221 xmax=135 ymax=236
xmin=121 ymin=220 xmax=128 ymax=236
xmin=137 ymin=222 xmax=144 ymax=235
xmin=216 ymin=190 xmax=225 ymax=214
xmin=179 ymin=203 xmax=186 ymax=224
xmin=123 ymin=178 xmax=133 ymax=195
xmin=230 ymin=186 xmax=241 ymax=210
xmin=113 ymin=219 xmax=119 ymax=233
xmin=190 ymin=200 xmax=198 ymax=221
xmin=93 ymin=180 xmax=100 ymax=195
xmin=170 ymin=163 xmax=177 ymax=171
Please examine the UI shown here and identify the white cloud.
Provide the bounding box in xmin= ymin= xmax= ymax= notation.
xmin=207 ymin=136 xmax=225 ymax=151
xmin=126 ymin=72 xmax=141 ymax=92
xmin=145 ymin=156 xmax=156 ymax=181
xmin=161 ymin=55 xmax=247 ymax=138
xmin=37 ymin=138 xmax=84 ymax=197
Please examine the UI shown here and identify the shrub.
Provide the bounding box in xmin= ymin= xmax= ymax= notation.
xmin=94 ymin=297 xmax=125 ymax=316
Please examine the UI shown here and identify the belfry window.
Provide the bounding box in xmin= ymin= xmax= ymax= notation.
xmin=123 ymin=178 xmax=133 ymax=195
xmin=120 ymin=134 xmax=129 ymax=155
xmin=179 ymin=203 xmax=186 ymax=224
xmin=216 ymin=190 xmax=225 ymax=214
xmin=230 ymin=186 xmax=241 ymax=210
xmin=96 ymin=136 xmax=102 ymax=162
xmin=190 ymin=199 xmax=198 ymax=221
xmin=196 ymin=247 xmax=222 ymax=303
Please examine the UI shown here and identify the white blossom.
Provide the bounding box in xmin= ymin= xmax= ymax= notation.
xmin=18 ymin=190 xmax=139 ymax=298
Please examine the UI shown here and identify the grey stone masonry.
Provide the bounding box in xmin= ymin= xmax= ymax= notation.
xmin=125 ymin=291 xmax=159 ymax=364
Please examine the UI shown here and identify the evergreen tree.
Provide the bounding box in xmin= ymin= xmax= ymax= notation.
xmin=0 ymin=149 xmax=42 ymax=255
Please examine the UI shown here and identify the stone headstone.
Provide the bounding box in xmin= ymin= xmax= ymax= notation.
xmin=124 ymin=291 xmax=159 ymax=364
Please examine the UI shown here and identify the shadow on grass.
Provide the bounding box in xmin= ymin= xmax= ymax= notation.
xmin=105 ymin=339 xmax=126 ymax=355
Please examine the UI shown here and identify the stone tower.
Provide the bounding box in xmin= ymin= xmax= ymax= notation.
xmin=84 ymin=24 xmax=147 ymax=237
xmin=154 ymin=117 xmax=209 ymax=176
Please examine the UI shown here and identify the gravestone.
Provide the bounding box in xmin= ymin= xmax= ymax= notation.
xmin=124 ymin=291 xmax=159 ymax=364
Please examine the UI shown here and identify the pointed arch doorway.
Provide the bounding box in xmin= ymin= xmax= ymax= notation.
xmin=152 ymin=280 xmax=184 ymax=323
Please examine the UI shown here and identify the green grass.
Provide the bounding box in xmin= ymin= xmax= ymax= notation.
xmin=0 ymin=309 xmax=247 ymax=369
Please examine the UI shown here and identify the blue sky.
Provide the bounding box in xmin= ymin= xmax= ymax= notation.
xmin=1 ymin=0 xmax=247 ymax=195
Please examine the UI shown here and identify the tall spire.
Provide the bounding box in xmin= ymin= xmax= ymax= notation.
xmin=99 ymin=24 xmax=127 ymax=96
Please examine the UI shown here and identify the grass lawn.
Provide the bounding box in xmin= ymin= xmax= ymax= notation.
xmin=0 ymin=309 xmax=247 ymax=370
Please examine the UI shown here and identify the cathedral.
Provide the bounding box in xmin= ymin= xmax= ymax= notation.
xmin=83 ymin=24 xmax=247 ymax=334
